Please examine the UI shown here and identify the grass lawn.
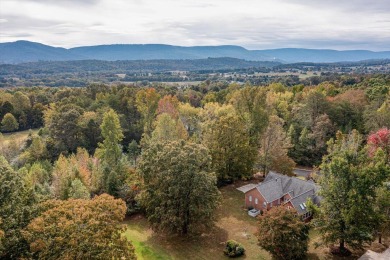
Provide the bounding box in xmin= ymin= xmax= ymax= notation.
xmin=124 ymin=181 xmax=271 ymax=260
xmin=124 ymin=180 xmax=389 ymax=260
xmin=0 ymin=129 xmax=39 ymax=145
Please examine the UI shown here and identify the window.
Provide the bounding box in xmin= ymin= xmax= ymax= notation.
xmin=249 ymin=195 xmax=252 ymax=202
xmin=255 ymin=198 xmax=258 ymax=204
xmin=263 ymin=202 xmax=267 ymax=208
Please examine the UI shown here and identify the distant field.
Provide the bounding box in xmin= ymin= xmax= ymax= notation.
xmin=124 ymin=181 xmax=387 ymax=260
xmin=254 ymin=71 xmax=317 ymax=79
xmin=0 ymin=129 xmax=39 ymax=146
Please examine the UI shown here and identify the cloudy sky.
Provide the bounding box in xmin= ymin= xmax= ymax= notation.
xmin=0 ymin=0 xmax=389 ymax=50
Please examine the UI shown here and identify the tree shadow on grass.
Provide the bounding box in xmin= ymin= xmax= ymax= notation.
xmin=145 ymin=224 xmax=230 ymax=260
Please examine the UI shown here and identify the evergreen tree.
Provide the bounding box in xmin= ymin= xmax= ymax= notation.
xmin=96 ymin=109 xmax=127 ymax=196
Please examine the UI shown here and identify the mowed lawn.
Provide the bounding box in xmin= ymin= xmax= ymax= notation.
xmin=124 ymin=181 xmax=388 ymax=260
xmin=123 ymin=182 xmax=271 ymax=260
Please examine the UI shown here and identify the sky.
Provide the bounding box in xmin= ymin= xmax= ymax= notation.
xmin=0 ymin=0 xmax=389 ymax=50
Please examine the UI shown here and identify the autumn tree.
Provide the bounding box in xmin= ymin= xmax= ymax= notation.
xmin=157 ymin=95 xmax=179 ymax=118
xmin=367 ymin=127 xmax=390 ymax=163
xmin=257 ymin=207 xmax=309 ymax=260
xmin=178 ymin=102 xmax=202 ymax=140
xmin=258 ymin=115 xmax=295 ymax=175
xmin=51 ymin=148 xmax=96 ymax=199
xmin=135 ymin=88 xmax=160 ymax=137
xmin=23 ymin=194 xmax=136 ymax=259
xmin=138 ymin=140 xmax=220 ymax=234
xmin=316 ymin=130 xmax=390 ymax=254
xmin=300 ymin=90 xmax=329 ymax=128
xmin=1 ymin=113 xmax=19 ymax=132
xmin=202 ymin=103 xmax=256 ymax=182
xmin=150 ymin=113 xmax=188 ymax=143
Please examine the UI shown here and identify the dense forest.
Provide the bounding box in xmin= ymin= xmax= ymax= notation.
xmin=1 ymin=74 xmax=389 ymax=258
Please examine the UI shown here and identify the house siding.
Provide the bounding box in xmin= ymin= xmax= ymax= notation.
xmin=245 ymin=189 xmax=267 ymax=211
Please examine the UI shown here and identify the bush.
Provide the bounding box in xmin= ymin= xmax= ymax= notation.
xmin=224 ymin=240 xmax=245 ymax=257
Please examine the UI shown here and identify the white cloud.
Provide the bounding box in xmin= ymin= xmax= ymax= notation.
xmin=0 ymin=0 xmax=389 ymax=50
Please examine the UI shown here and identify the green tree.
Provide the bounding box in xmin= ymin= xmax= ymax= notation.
xmin=202 ymin=104 xmax=256 ymax=182
xmin=128 ymin=140 xmax=140 ymax=166
xmin=0 ymin=156 xmax=37 ymax=258
xmin=96 ymin=109 xmax=127 ymax=196
xmin=12 ymin=91 xmax=31 ymax=113
xmin=138 ymin=140 xmax=220 ymax=234
xmin=1 ymin=113 xmax=19 ymax=132
xmin=69 ymin=178 xmax=90 ymax=199
xmin=256 ymin=207 xmax=309 ymax=260
xmin=316 ymin=130 xmax=390 ymax=253
xmin=229 ymin=87 xmax=268 ymax=146
xmin=23 ymin=194 xmax=136 ymax=259
xmin=45 ymin=104 xmax=84 ymax=155
xmin=96 ymin=109 xmax=124 ymax=165
xmin=375 ymin=184 xmax=390 ymax=244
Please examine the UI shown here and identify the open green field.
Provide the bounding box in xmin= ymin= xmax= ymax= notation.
xmin=124 ymin=182 xmax=387 ymax=260
xmin=0 ymin=129 xmax=39 ymax=146
xmin=1 ymin=129 xmax=39 ymax=142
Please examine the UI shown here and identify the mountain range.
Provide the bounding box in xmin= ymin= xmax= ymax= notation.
xmin=1 ymin=40 xmax=390 ymax=64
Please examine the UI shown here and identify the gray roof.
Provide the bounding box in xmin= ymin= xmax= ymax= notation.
xmin=239 ymin=171 xmax=321 ymax=214
xmin=264 ymin=171 xmax=320 ymax=198
xmin=289 ymin=189 xmax=315 ymax=214
xmin=257 ymin=177 xmax=284 ymax=202
xmin=236 ymin=183 xmax=258 ymax=193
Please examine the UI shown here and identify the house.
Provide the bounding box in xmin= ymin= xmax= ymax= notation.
xmin=237 ymin=171 xmax=321 ymax=220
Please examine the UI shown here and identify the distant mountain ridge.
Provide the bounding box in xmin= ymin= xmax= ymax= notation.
xmin=1 ymin=40 xmax=390 ymax=64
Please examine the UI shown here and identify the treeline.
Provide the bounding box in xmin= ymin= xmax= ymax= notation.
xmin=1 ymin=75 xmax=389 ymax=165
xmin=0 ymin=74 xmax=389 ymax=258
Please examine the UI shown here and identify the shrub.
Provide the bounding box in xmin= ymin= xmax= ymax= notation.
xmin=224 ymin=240 xmax=245 ymax=257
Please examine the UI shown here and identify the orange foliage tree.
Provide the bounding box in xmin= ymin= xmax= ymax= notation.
xmin=23 ymin=194 xmax=136 ymax=259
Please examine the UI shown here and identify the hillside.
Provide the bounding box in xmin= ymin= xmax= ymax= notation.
xmin=0 ymin=40 xmax=85 ymax=64
xmin=1 ymin=41 xmax=390 ymax=64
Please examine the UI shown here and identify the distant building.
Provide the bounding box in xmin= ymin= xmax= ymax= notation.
xmin=237 ymin=171 xmax=321 ymax=220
